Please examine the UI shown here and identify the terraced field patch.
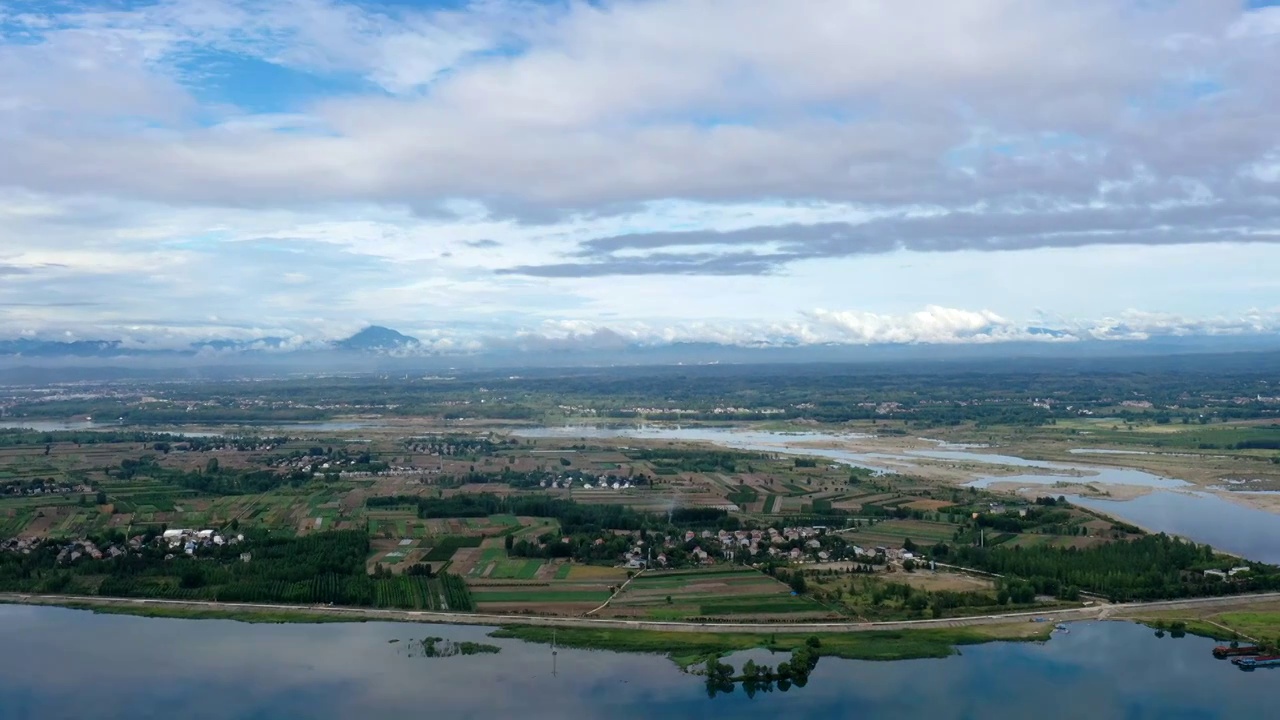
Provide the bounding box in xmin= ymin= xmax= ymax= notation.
xmin=604 ymin=567 xmax=829 ymax=619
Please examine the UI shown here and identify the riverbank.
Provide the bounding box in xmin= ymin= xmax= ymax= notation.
xmin=8 ymin=590 xmax=1280 ymax=630
xmin=1112 ymin=600 xmax=1280 ymax=645
xmin=490 ymin=623 xmax=1052 ymax=667
xmin=0 ymin=592 xmax=1109 ymax=630
xmin=0 ymin=593 xmax=1055 ymax=666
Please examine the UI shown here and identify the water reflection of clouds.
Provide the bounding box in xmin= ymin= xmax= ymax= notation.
xmin=0 ymin=609 xmax=1275 ymax=719
xmin=0 ymin=608 xmax=711 ymax=719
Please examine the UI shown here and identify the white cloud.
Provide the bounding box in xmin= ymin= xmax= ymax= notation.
xmin=1 ymin=1 xmax=1279 ymax=351
xmin=804 ymin=306 xmax=1029 ymax=345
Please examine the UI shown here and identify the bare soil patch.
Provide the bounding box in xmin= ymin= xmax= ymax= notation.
xmin=447 ymin=547 xmax=483 ymax=576
xmin=892 ymin=571 xmax=996 ymax=593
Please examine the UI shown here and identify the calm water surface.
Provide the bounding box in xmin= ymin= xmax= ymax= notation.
xmin=0 ymin=421 xmax=113 ymax=432
xmin=1069 ymin=491 xmax=1280 ymax=564
xmin=0 ymin=607 xmax=1274 ymax=720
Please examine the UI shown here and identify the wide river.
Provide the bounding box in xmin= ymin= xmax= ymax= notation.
xmin=0 ymin=606 xmax=1273 ymax=719
xmin=515 ymin=426 xmax=1280 ymax=563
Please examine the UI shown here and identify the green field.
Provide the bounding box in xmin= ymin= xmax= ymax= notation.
xmin=422 ymin=535 xmax=484 ymax=562
xmin=627 ymin=569 xmax=764 ymax=590
xmin=697 ymin=594 xmax=826 ymax=615
xmin=469 ymin=548 xmax=545 ymax=579
xmin=490 ymin=560 xmax=544 ymax=580
xmin=851 ymin=519 xmax=957 ymax=545
xmin=614 ymin=568 xmax=812 ymax=617
xmin=472 ymin=590 xmax=612 ymax=603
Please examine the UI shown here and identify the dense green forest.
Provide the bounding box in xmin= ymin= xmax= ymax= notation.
xmin=949 ymin=535 xmax=1280 ymax=602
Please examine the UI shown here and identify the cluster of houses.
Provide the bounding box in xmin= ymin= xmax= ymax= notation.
xmin=0 ymin=528 xmax=252 ymax=566
xmin=161 ymin=528 xmax=244 ymax=555
xmin=617 ymin=525 xmax=896 ymax=569
xmin=617 ymin=405 xmax=787 ymax=416
xmin=2 ymin=536 xmax=136 ymax=562
xmin=0 ymin=480 xmax=92 ymax=498
xmin=1204 ymin=566 xmax=1253 ymax=580
xmin=541 ymin=476 xmax=635 ymax=490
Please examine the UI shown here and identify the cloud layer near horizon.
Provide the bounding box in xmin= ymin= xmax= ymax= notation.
xmin=1 ymin=0 xmax=1279 ymax=350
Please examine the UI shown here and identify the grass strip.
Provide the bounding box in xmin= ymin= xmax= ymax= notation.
xmin=489 ymin=624 xmax=1051 ymax=668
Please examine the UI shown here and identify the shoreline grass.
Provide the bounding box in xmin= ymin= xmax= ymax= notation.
xmin=1125 ymin=606 xmax=1280 ymax=644
xmin=0 ymin=599 xmax=362 ymax=625
xmin=489 ymin=623 xmax=1052 ymax=667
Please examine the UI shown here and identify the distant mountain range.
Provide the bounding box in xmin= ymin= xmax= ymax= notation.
xmin=332 ymin=326 xmax=419 ymax=352
xmin=2 ymin=325 xmax=1280 ymax=381
xmin=0 ymin=326 xmax=420 ymax=359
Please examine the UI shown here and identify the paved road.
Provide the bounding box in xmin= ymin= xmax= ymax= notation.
xmin=3 ymin=591 xmax=1278 ymax=633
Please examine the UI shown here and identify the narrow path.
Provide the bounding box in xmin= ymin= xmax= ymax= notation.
xmin=585 ymin=569 xmax=644 ymax=616
xmin=1202 ymin=618 xmax=1258 ymax=643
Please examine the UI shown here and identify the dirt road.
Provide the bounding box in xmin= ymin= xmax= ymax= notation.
xmin=3 ymin=591 xmax=1279 ymax=633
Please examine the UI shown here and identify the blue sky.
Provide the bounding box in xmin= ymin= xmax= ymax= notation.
xmin=1 ymin=0 xmax=1279 ymax=352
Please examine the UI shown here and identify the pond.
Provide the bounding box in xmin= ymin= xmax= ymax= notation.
xmin=0 ymin=607 xmax=1274 ymax=719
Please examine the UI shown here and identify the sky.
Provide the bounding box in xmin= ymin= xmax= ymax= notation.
xmin=1 ymin=0 xmax=1279 ymax=354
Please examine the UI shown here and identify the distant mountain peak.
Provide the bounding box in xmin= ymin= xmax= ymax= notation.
xmin=334 ymin=326 xmax=419 ymax=352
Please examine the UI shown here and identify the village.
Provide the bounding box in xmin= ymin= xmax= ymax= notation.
xmin=617 ymin=524 xmax=911 ymax=571
xmin=1 ymin=527 xmax=246 ymax=565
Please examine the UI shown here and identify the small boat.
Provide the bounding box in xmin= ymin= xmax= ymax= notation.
xmin=1235 ymin=656 xmax=1280 ymax=670
xmin=1214 ymin=645 xmax=1262 ymax=658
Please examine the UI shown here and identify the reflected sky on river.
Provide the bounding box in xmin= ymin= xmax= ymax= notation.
xmin=0 ymin=607 xmax=1275 ymax=720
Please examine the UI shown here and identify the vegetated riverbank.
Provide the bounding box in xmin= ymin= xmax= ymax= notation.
xmin=491 ymin=623 xmax=1052 ymax=667
xmin=0 ymin=592 xmax=1104 ymax=629
xmin=0 ymin=593 xmax=1054 ymax=667
xmin=1115 ymin=600 xmax=1280 ymax=646
xmin=22 ymin=601 xmax=358 ymax=625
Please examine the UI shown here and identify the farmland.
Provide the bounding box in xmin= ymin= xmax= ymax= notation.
xmin=1 ymin=363 xmax=1279 ymax=635
xmin=0 ymin=419 xmax=1252 ymax=624
xmin=607 ymin=567 xmax=830 ymax=620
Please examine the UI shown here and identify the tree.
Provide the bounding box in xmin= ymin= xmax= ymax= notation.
xmin=95 ymin=491 xmax=108 ymax=505
xmin=788 ymin=573 xmax=808 ymax=595
xmin=205 ymin=458 xmax=220 ymax=474
xmin=903 ymin=538 xmax=918 ymax=553
xmin=504 ymin=534 xmax=514 ymax=551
